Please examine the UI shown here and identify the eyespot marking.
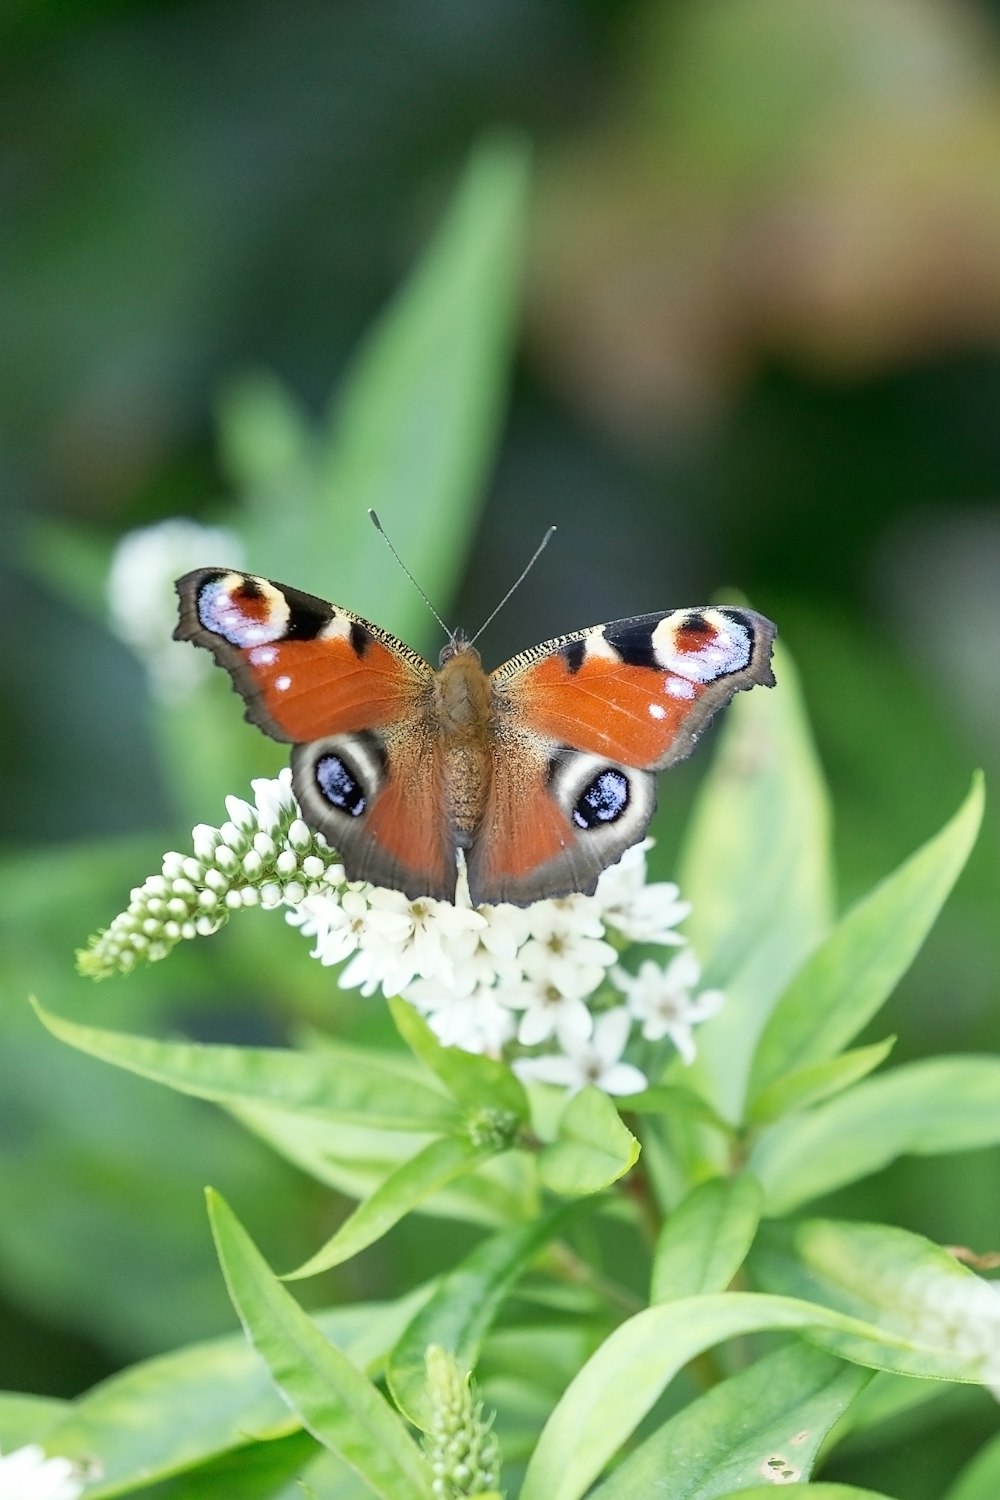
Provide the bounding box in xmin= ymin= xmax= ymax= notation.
xmin=653 ymin=611 xmax=752 ymax=684
xmin=315 ymin=754 xmax=366 ymax=817
xmin=572 ymin=768 xmax=629 ymax=830
xmin=197 ymin=575 xmax=289 ymax=648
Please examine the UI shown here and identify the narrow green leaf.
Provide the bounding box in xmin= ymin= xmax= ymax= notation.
xmin=389 ymin=997 xmax=528 ymax=1120
xmin=678 ymin=643 xmax=834 ymax=1117
xmin=519 ymin=1290 xmax=989 ymax=1500
xmin=311 ymin=137 xmax=527 ymax=635
xmin=715 ymin=1487 xmax=893 ymax=1499
xmin=538 ymin=1087 xmax=640 ymax=1195
xmin=947 ymin=1431 xmax=1000 ymax=1500
xmin=31 ymin=1293 xmax=429 ymax=1498
xmin=387 ymin=1201 xmax=587 ymax=1427
xmin=231 ymin=1101 xmax=533 ymax=1228
xmin=138 ymin=1432 xmax=319 ymax=1500
xmin=749 ymin=1055 xmax=1000 ymax=1214
xmin=620 ymin=1085 xmax=735 ymax=1135
xmin=651 ymin=1175 xmax=762 ymax=1303
xmin=286 ymin=1135 xmax=501 ymax=1279
xmin=32 ymin=1000 xmax=459 ymax=1133
xmin=0 ymin=1393 xmax=68 ymax=1450
xmin=590 ymin=1340 xmax=871 ymax=1500
xmin=207 ymin=1191 xmax=432 ymax=1500
xmin=748 ymin=1037 xmax=896 ymax=1126
xmin=749 ymin=774 xmax=983 ymax=1100
xmin=753 ymin=1218 xmax=1000 ymax=1387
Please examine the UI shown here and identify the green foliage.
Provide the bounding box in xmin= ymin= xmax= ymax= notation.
xmin=8 ymin=139 xmax=998 ymax=1500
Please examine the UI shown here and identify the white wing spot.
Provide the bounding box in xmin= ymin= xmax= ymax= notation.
xmin=250 ymin=645 xmax=278 ymax=666
xmin=648 ymin=702 xmax=667 ymax=719
xmin=665 ymin=676 xmax=696 ymax=700
xmin=275 ymin=674 xmax=292 ymax=692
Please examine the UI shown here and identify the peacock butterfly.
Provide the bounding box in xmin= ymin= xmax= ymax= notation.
xmin=174 ymin=565 xmax=775 ymax=906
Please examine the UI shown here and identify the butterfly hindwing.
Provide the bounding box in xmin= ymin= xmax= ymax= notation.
xmin=174 ymin=568 xmax=458 ymax=899
xmin=467 ymin=606 xmax=776 ymax=905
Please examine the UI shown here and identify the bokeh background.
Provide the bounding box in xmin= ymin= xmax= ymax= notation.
xmin=2 ymin=1 xmax=999 ymax=1494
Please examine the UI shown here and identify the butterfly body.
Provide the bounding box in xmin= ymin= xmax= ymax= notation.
xmin=175 ymin=569 xmax=776 ymax=906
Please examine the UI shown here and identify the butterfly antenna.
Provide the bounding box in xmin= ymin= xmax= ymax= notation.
xmin=368 ymin=509 xmax=452 ymax=640
xmin=468 ymin=525 xmax=557 ymax=648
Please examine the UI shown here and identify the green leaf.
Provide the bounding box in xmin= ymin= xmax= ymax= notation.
xmin=650 ymin=1174 xmax=762 ymax=1303
xmin=714 ymin=1488 xmax=894 ymax=1499
xmin=30 ymin=1294 xmax=429 ymax=1498
xmin=749 ymin=774 xmax=983 ymax=1100
xmin=139 ymin=1432 xmax=319 ymax=1500
xmin=389 ymin=997 xmax=528 ymax=1121
xmin=286 ymin=1135 xmax=502 ymax=1279
xmin=947 ymin=1431 xmax=1000 ymax=1500
xmin=589 ymin=1340 xmax=871 ymax=1500
xmin=318 ymin=137 xmax=528 ymax=637
xmin=231 ymin=1102 xmax=534 ymax=1228
xmin=0 ymin=1392 xmax=68 ymax=1449
xmin=753 ymin=1218 xmax=1000 ymax=1386
xmin=32 ymin=1001 xmax=459 ymax=1133
xmin=519 ymin=1289 xmax=990 ymax=1500
xmin=677 ymin=643 xmax=834 ymax=1117
xmin=207 ymin=1191 xmax=432 ymax=1500
xmin=747 ymin=1037 xmax=896 ymax=1126
xmin=387 ymin=1201 xmax=587 ymax=1427
xmin=749 ymin=1055 xmax=1000 ymax=1214
xmin=538 ymin=1087 xmax=640 ymax=1195
xmin=620 ymin=1084 xmax=735 ymax=1135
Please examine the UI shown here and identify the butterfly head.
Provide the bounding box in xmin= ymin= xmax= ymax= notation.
xmin=438 ymin=630 xmax=480 ymax=668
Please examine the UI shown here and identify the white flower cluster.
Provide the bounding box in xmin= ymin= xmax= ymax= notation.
xmin=78 ymin=773 xmax=344 ymax=979
xmin=107 ymin=517 xmax=245 ymax=703
xmin=81 ymin=775 xmax=725 ymax=1090
xmin=0 ymin=1445 xmax=85 ymax=1500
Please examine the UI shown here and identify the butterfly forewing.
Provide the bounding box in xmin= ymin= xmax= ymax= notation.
xmin=174 ymin=568 xmax=459 ymax=898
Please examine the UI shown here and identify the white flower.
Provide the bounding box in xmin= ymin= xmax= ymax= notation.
xmin=515 ymin=1008 xmax=647 ymax=1097
xmin=502 ymin=968 xmax=595 ymax=1048
xmin=107 ymin=517 xmax=244 ymax=702
xmin=611 ymin=950 xmax=724 ymax=1063
xmin=517 ymin=900 xmax=618 ymax=1000
xmin=595 ymin=840 xmax=691 ymax=946
xmin=424 ymin=986 xmax=518 ymax=1057
xmin=334 ymin=889 xmax=487 ymax=998
xmin=0 ymin=1445 xmax=85 ymax=1500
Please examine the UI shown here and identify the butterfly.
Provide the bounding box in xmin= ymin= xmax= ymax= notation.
xmin=174 ymin=568 xmax=776 ymax=906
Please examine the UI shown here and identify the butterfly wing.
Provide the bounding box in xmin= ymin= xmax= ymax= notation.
xmin=468 ymin=606 xmax=776 ymax=905
xmin=175 ymin=568 xmax=459 ymax=900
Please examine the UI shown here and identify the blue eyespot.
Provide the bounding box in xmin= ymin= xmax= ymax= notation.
xmin=315 ymin=755 xmax=366 ymax=817
xmin=572 ymin=768 xmax=629 ymax=829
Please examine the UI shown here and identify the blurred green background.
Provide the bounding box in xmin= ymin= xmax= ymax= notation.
xmin=2 ymin=1 xmax=999 ymax=1493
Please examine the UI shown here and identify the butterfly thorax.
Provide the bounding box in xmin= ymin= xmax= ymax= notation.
xmin=433 ymin=644 xmax=494 ymax=841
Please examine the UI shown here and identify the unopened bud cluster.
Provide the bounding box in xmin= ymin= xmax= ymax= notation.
xmin=78 ymin=774 xmax=344 ymax=980
xmin=423 ymin=1346 xmax=502 ymax=1498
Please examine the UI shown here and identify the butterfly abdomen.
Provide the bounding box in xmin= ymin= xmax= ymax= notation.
xmin=434 ymin=646 xmax=494 ymax=843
